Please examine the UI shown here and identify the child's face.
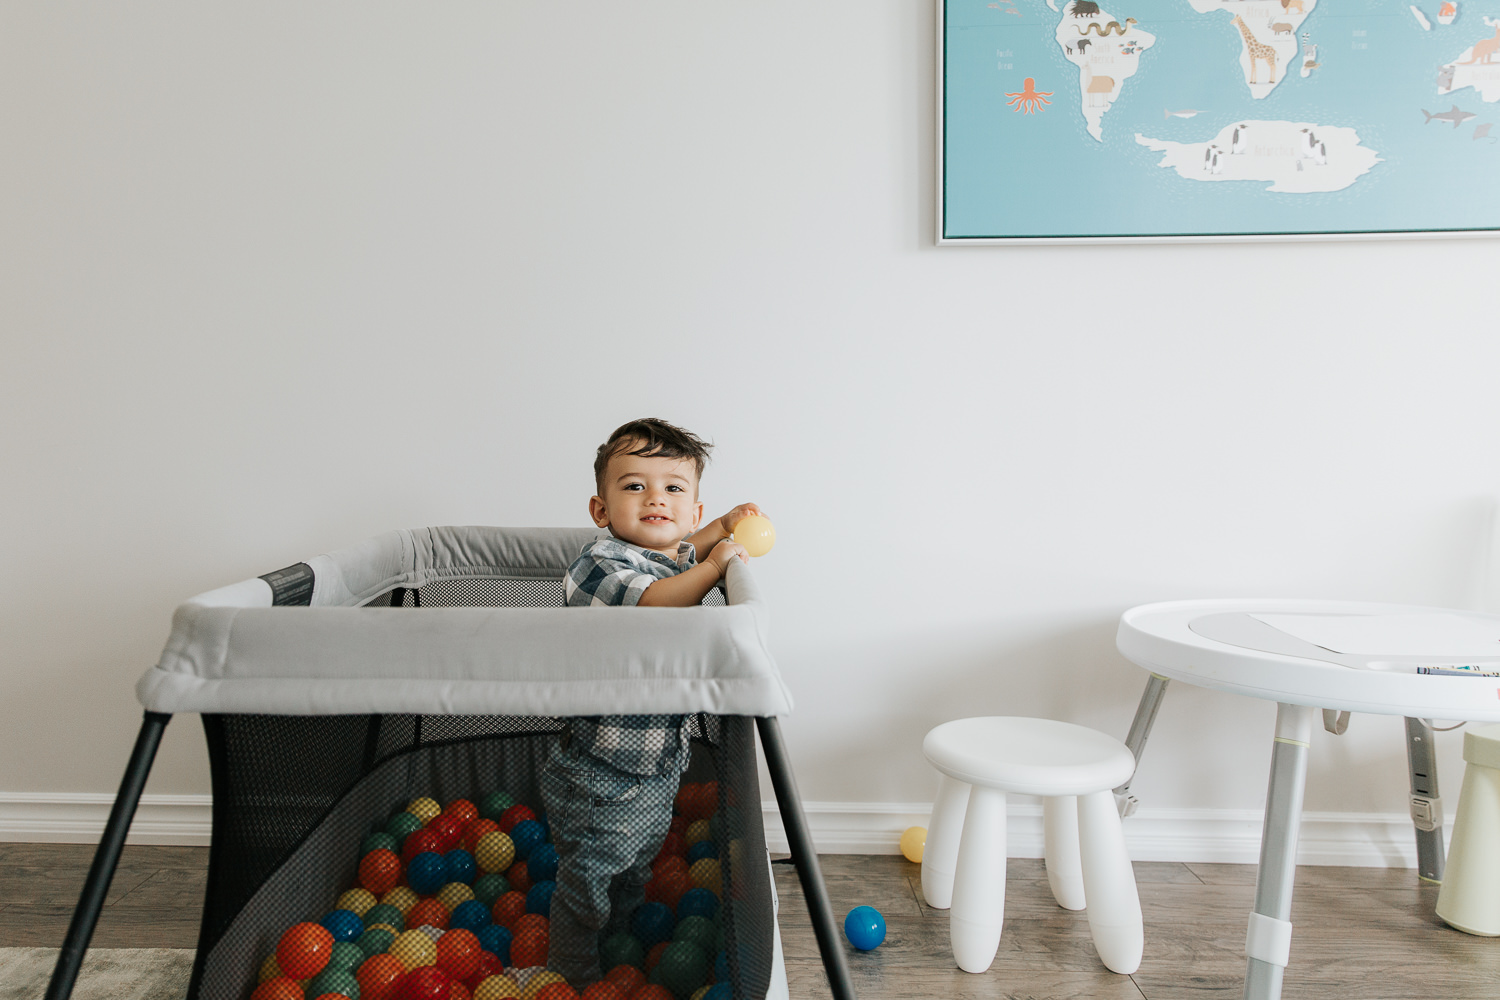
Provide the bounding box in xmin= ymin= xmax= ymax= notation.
xmin=590 ymin=444 xmax=704 ymax=555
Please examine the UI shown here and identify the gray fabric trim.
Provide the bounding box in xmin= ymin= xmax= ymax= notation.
xmin=137 ymin=527 xmax=792 ymax=717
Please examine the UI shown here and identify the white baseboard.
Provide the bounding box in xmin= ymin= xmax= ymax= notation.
xmin=0 ymin=793 xmax=212 ymax=846
xmin=0 ymin=792 xmax=1443 ymax=866
xmin=762 ymin=801 xmax=1449 ymax=868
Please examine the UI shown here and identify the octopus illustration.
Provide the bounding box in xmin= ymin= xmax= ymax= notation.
xmin=1004 ymin=78 xmax=1053 ymax=114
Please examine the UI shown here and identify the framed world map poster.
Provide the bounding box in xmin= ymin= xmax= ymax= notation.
xmin=938 ymin=0 xmax=1500 ymax=242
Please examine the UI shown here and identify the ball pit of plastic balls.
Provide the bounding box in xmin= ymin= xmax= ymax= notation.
xmin=251 ymin=780 xmax=741 ymax=1000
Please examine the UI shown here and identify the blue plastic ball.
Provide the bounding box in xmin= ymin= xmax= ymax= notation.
xmin=704 ymin=983 xmax=732 ymax=1000
xmin=686 ymin=840 xmax=718 ymax=865
xmin=843 ymin=905 xmax=886 ymax=951
xmin=526 ymin=879 xmax=555 ymax=917
xmin=713 ymin=949 xmax=729 ymax=983
xmin=630 ymin=900 xmax=675 ymax=947
xmin=476 ymin=924 xmax=512 ymax=964
xmin=444 ymin=848 xmax=478 ymax=885
xmin=509 ymin=819 xmax=544 ymax=860
xmin=527 ymin=843 xmax=559 ymax=884
xmin=406 ymin=852 xmax=448 ymax=895
xmin=449 ymin=898 xmax=492 ymax=932
xmin=677 ymin=888 xmax=719 ymax=923
xmin=320 ymin=908 xmax=364 ymax=943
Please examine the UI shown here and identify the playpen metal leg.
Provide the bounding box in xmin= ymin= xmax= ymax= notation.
xmin=1404 ymin=717 xmax=1445 ymax=883
xmin=1114 ymin=674 xmax=1169 ymax=816
xmin=756 ymin=717 xmax=856 ymax=1000
xmin=46 ymin=711 xmax=171 ymax=1000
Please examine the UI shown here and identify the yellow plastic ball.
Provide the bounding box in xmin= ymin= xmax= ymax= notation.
xmin=336 ymin=888 xmax=378 ymax=917
xmin=475 ymin=831 xmax=516 ymax=874
xmin=474 ymin=976 xmax=523 ymax=1000
xmin=407 ymin=798 xmax=442 ymax=824
xmin=900 ymin=826 xmax=927 ymax=864
xmin=390 ymin=929 xmax=438 ymax=970
xmin=684 ymin=819 xmax=712 ymax=847
xmin=520 ymin=971 xmax=567 ymax=1000
xmin=690 ymin=988 xmax=711 ymax=1000
xmin=258 ymin=954 xmax=282 ymax=983
xmin=732 ymin=515 xmax=776 ymax=557
xmin=382 ymin=886 xmax=420 ymax=915
xmin=689 ymin=858 xmax=722 ymax=896
xmin=437 ymin=882 xmax=475 ymax=911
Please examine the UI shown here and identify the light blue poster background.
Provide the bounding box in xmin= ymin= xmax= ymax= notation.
xmin=943 ymin=0 xmax=1500 ymax=238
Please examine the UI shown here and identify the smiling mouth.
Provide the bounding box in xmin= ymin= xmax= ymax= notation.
xmin=640 ymin=516 xmax=672 ymax=523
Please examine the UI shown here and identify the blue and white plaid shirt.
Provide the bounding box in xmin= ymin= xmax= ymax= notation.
xmin=561 ymin=536 xmax=696 ymax=775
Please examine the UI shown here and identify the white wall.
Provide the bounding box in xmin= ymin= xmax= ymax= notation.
xmin=2 ymin=3 xmax=1497 ymax=845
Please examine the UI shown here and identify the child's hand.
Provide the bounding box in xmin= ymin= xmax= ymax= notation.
xmin=718 ymin=503 xmax=766 ymax=536
xmin=709 ymin=538 xmax=750 ymax=573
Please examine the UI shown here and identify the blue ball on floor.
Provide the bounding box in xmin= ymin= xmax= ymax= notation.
xmin=406 ymin=852 xmax=448 ymax=895
xmin=686 ymin=841 xmax=718 ymax=865
xmin=677 ymin=888 xmax=719 ymax=923
xmin=526 ymin=879 xmax=556 ymax=917
xmin=320 ymin=909 xmax=364 ymax=943
xmin=449 ymin=899 xmax=491 ymax=933
xmin=445 ymin=848 xmax=478 ymax=885
xmin=528 ymin=843 xmax=559 ymax=884
xmin=476 ymin=924 xmax=512 ymax=965
xmin=510 ymin=820 xmax=545 ymax=860
xmin=631 ymin=901 xmax=675 ymax=947
xmin=843 ymin=905 xmax=886 ymax=951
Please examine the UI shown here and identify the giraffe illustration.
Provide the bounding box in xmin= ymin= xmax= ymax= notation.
xmin=1231 ymin=15 xmax=1277 ymax=84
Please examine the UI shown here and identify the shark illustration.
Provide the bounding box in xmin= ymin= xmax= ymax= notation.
xmin=1423 ymin=105 xmax=1477 ymax=128
xmin=1477 ymin=123 xmax=1497 ymax=142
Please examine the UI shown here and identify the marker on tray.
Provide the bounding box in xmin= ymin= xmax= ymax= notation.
xmin=1416 ymin=664 xmax=1500 ymax=677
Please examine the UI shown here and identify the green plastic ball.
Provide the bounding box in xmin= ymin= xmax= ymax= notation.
xmin=326 ymin=941 xmax=364 ymax=972
xmin=306 ymin=967 xmax=361 ymax=1000
xmin=360 ymin=832 xmax=399 ymax=856
xmin=651 ymin=941 xmax=708 ymax=998
xmin=356 ymin=927 xmax=395 ymax=958
xmin=363 ymin=904 xmax=404 ymax=933
xmin=673 ymin=915 xmax=717 ymax=954
xmin=384 ymin=811 xmax=423 ymax=844
xmin=600 ymin=931 xmax=646 ymax=970
xmin=473 ymin=873 xmax=511 ymax=907
xmin=478 ymin=792 xmax=515 ymax=822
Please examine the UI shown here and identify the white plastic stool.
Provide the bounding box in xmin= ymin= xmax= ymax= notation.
xmin=921 ymin=716 xmax=1143 ymax=975
xmin=1436 ymin=722 xmax=1500 ymax=935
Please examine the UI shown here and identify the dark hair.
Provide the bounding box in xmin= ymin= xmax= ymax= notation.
xmin=593 ymin=418 xmax=713 ymax=494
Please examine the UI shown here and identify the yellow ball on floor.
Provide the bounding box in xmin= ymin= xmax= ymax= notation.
xmin=520 ymin=970 xmax=567 ymax=1000
xmin=407 ymin=798 xmax=443 ymax=823
xmin=258 ymin=954 xmax=281 ymax=983
xmin=900 ymin=826 xmax=927 ymax=864
xmin=437 ymin=882 xmax=475 ymax=911
xmin=684 ymin=820 xmax=712 ymax=847
xmin=690 ymin=987 xmax=711 ymax=1000
xmin=336 ymin=888 xmax=378 ymax=917
xmin=689 ymin=858 xmax=722 ymax=896
xmin=390 ymin=929 xmax=438 ymax=971
xmin=474 ymin=975 xmax=523 ymax=1000
xmin=382 ymin=886 xmax=419 ymax=915
xmin=475 ymin=831 xmax=516 ymax=874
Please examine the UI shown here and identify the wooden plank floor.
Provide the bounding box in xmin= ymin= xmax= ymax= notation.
xmin=6 ymin=844 xmax=1499 ymax=998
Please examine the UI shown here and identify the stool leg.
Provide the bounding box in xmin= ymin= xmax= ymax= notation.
xmin=1077 ymin=789 xmax=1143 ymax=974
xmin=949 ymin=785 xmax=1007 ymax=974
xmin=1436 ymin=761 xmax=1500 ymax=935
xmin=1043 ymin=795 xmax=1085 ymax=910
xmin=922 ymin=775 xmax=970 ymax=909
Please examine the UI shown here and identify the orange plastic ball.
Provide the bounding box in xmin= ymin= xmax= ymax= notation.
xmin=277 ymin=923 xmax=335 ymax=980
xmin=463 ymin=819 xmax=500 ymax=853
xmin=360 ymin=850 xmax=404 ymax=895
xmin=357 ymin=954 xmax=408 ymax=1000
xmin=466 ymin=951 xmax=505 ymax=990
xmin=445 ymin=799 xmax=479 ymax=826
xmin=651 ymin=870 xmax=690 ymax=910
xmin=581 ymin=983 xmax=626 ymax=1000
xmin=653 ymin=833 xmax=685 ymax=864
xmin=491 ymin=891 xmax=527 ymax=929
xmin=448 ymin=980 xmax=473 ymax=1000
xmin=509 ymin=928 xmax=549 ymax=969
xmin=408 ymin=898 xmax=450 ymax=931
xmin=252 ymin=977 xmax=305 ymax=1000
xmin=513 ymin=913 xmax=549 ymax=938
xmin=643 ymin=942 xmax=669 ymax=974
xmin=627 ymin=985 xmax=673 ymax=1000
xmin=506 ymin=861 xmax=531 ymax=894
xmin=435 ymin=928 xmax=483 ymax=981
xmin=651 ymin=856 xmax=688 ymax=881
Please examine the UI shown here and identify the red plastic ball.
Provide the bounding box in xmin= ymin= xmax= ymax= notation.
xmin=604 ymin=966 xmax=644 ymax=995
xmin=513 ymin=913 xmax=549 ymax=938
xmin=407 ymin=898 xmax=450 ymax=931
xmin=509 ymin=928 xmax=549 ymax=969
xmin=435 ymin=928 xmax=482 ymax=981
xmin=464 ymin=951 xmax=505 ymax=990
xmin=626 ymin=986 xmax=673 ymax=1000
xmin=252 ymin=977 xmax=305 ymax=1000
xmin=643 ymin=942 xmax=669 ymax=974
xmin=461 ymin=819 xmax=500 ymax=853
xmin=497 ymin=805 xmax=535 ymax=834
xmin=447 ymin=980 xmax=472 ymax=1000
xmin=491 ymin=891 xmax=527 ymax=929
xmin=403 ymin=966 xmax=453 ymax=1000
xmin=277 ymin=922 xmax=335 ymax=980
xmin=652 ymin=835 xmax=686 ymax=866
xmin=534 ymin=984 xmax=577 ymax=1000
xmin=428 ymin=814 xmax=465 ymax=852
xmin=581 ymin=982 xmax=626 ymax=1000
xmin=360 ymin=850 xmax=404 ymax=895
xmin=402 ymin=829 xmax=444 ymax=864
xmin=667 ymin=816 xmax=687 ymax=838
xmin=357 ymin=954 xmax=408 ymax=1000
xmin=506 ymin=861 xmax=531 ymax=894
xmin=314 ymin=994 xmax=347 ymax=1000
xmin=444 ymin=799 xmax=479 ymax=826
xmin=652 ymin=871 xmax=690 ymax=911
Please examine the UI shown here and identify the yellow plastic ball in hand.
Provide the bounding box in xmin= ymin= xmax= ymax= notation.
xmin=900 ymin=826 xmax=926 ymax=864
xmin=732 ymin=515 xmax=776 ymax=557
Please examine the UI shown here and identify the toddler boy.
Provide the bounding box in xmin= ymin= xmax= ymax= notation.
xmin=542 ymin=417 xmax=762 ymax=986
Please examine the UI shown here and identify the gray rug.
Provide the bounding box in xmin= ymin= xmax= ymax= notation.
xmin=0 ymin=948 xmax=193 ymax=1000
